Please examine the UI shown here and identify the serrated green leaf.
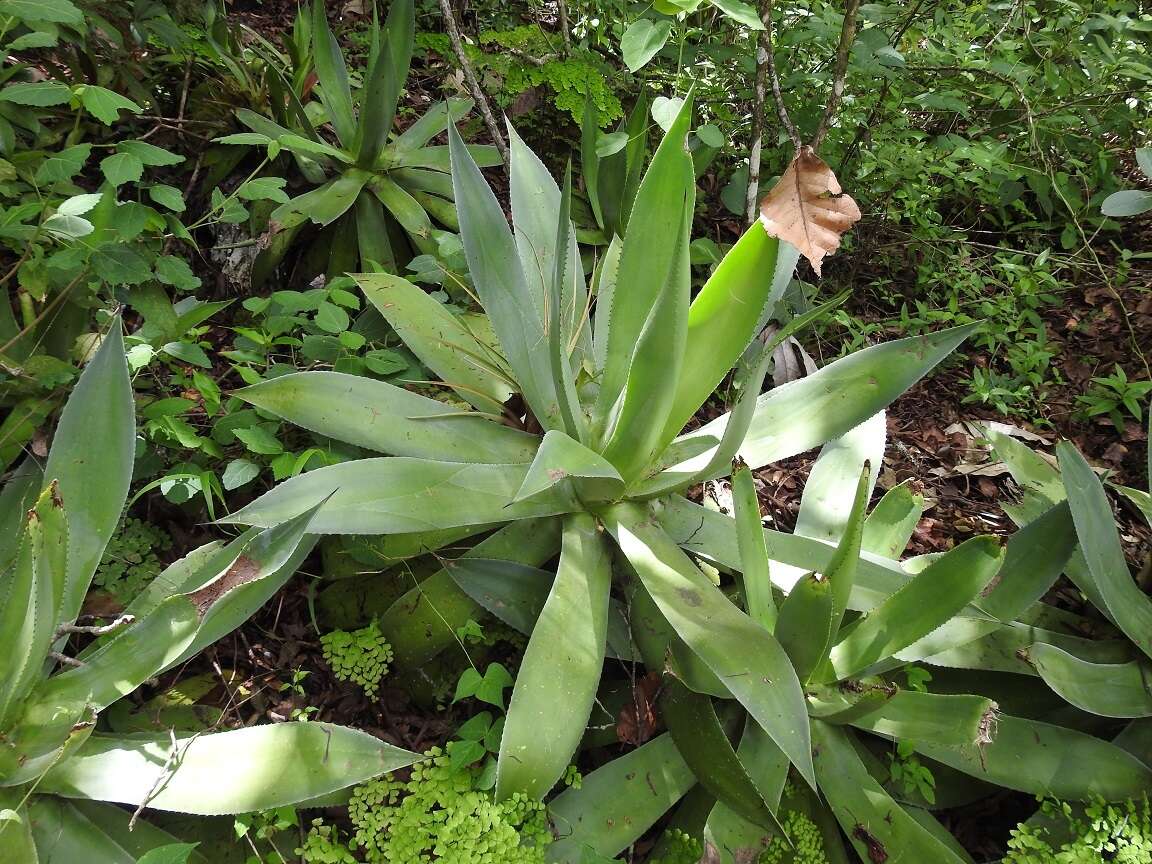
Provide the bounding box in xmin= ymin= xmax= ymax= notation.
xmin=78 ymin=85 xmax=141 ymax=125
xmin=38 ymin=724 xmax=421 ymax=814
xmin=605 ymin=502 xmax=815 ymax=790
xmin=497 ymin=513 xmax=610 ymax=800
xmin=0 ymin=81 xmax=71 ymax=106
xmin=546 ymin=734 xmax=694 ymax=863
xmin=1059 ymin=441 xmax=1152 ymax=661
xmin=118 ymin=140 xmax=184 ymax=166
xmin=237 ymin=370 xmax=537 ymax=464
xmin=100 ymin=152 xmax=144 ymax=187
xmin=223 ymin=458 xmax=577 ymax=533
xmin=1028 ymin=642 xmax=1152 ymax=718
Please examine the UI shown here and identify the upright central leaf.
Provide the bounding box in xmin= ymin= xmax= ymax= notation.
xmin=593 ymin=97 xmax=695 ymax=457
xmin=448 ymin=123 xmax=566 ymax=430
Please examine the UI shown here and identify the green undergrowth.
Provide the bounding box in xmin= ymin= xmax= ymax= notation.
xmin=93 ymin=516 xmax=170 ymax=604
xmin=320 ymin=622 xmax=394 ymax=700
xmin=298 ymin=747 xmax=552 ymax=863
xmin=1006 ymin=796 xmax=1152 ymax=864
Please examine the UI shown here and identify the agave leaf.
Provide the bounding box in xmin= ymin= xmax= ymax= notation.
xmin=852 ymin=691 xmax=999 ymax=749
xmin=37 ymin=508 xmax=316 ymax=712
xmin=0 ymin=798 xmax=38 ymax=863
xmin=590 ymin=234 xmax=622 ymax=374
xmin=446 ymin=559 xmax=553 ymax=633
xmin=513 ymin=430 xmax=622 ymax=504
xmin=236 ymin=371 xmax=536 ymax=464
xmin=354 ymin=191 xmax=397 ymax=270
xmin=546 ymin=733 xmax=695 ymax=863
xmin=1027 ymin=642 xmax=1152 ymax=718
xmin=605 ymin=502 xmax=816 ymax=790
xmin=732 ymin=459 xmax=775 ymax=629
xmin=310 ymin=0 xmax=355 ymax=147
xmin=390 ymin=165 xmax=455 ymax=197
xmin=912 ymin=713 xmax=1152 ymax=800
xmin=357 ymin=272 xmax=514 ymax=413
xmin=793 ymin=414 xmax=884 ymax=546
xmin=33 ymin=596 xmax=200 ymax=714
xmin=662 ymin=679 xmax=784 ymax=832
xmin=448 ymin=123 xmax=566 ymax=430
xmin=271 ymin=171 xmax=370 ymax=227
xmin=381 ymin=518 xmax=562 ymax=669
xmin=600 ymin=203 xmax=691 ymax=480
xmin=658 ymin=334 xmax=776 ymax=494
xmin=1113 ymin=483 xmax=1152 ymax=529
xmin=368 ymin=175 xmax=435 ymax=249
xmin=979 ymin=501 xmax=1076 ymax=622
xmin=825 ymin=536 xmax=1003 ymax=681
xmin=508 ymin=125 xmax=589 ymax=360
xmin=775 ymin=572 xmax=834 ymax=685
xmin=164 ymin=508 xmax=319 ymax=670
xmin=497 ymin=514 xmax=610 ymax=800
xmin=354 ymin=0 xmax=413 ymax=165
xmin=398 ymin=143 xmax=503 ymax=171
xmin=393 ymin=98 xmax=473 ymax=153
xmin=546 ymin=165 xmax=587 ymax=439
xmin=580 ymin=98 xmax=604 ymax=229
xmin=672 ymin=324 xmax=979 ymax=478
xmin=701 ymin=801 xmax=774 ymax=864
xmin=0 ymin=491 xmax=62 ymax=728
xmin=658 ymin=496 xmax=908 ymax=611
xmin=861 ymin=481 xmax=923 ymax=558
xmin=31 ymin=799 xmax=210 ymax=864
xmin=222 ymin=458 xmax=578 ymax=533
xmin=593 ymin=96 xmax=694 ymax=446
xmin=920 ymin=620 xmax=1134 ymax=676
xmin=986 ymin=428 xmax=1065 ymax=524
xmin=806 ymin=678 xmax=896 ymax=724
xmin=781 ymin=465 xmax=871 ymax=683
xmin=1059 ymin=440 xmax=1152 ymax=661
xmin=44 ymin=320 xmax=134 ymax=626
xmin=662 ymin=224 xmax=783 ymax=441
xmin=633 ymin=293 xmax=855 ymax=499
xmin=0 ymin=459 xmax=41 ymax=572
xmin=811 ymin=721 xmax=972 ymax=864
xmin=38 ymin=724 xmax=421 ymax=814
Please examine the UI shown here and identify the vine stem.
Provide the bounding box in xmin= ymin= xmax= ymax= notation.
xmin=812 ymin=0 xmax=862 ymax=150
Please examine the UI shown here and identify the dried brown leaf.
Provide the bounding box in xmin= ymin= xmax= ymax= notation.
xmin=759 ymin=146 xmax=862 ymax=275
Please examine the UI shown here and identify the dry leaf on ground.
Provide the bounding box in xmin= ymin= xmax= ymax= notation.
xmin=759 ymin=146 xmax=862 ymax=275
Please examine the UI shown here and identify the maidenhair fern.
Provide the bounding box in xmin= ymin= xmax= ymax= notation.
xmin=299 ymin=748 xmax=549 ymax=864
xmin=93 ymin=516 xmax=169 ymax=603
xmin=763 ymin=809 xmax=830 ymax=864
xmin=320 ymin=622 xmax=394 ymax=700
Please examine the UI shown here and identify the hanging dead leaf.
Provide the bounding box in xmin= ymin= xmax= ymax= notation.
xmin=759 ymin=146 xmax=862 ymax=276
xmin=616 ymin=672 xmax=662 ymax=746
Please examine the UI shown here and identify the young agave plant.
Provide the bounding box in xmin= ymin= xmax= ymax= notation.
xmin=224 ymin=93 xmax=981 ymax=806
xmin=0 ymin=323 xmax=419 ymax=863
xmin=218 ymin=0 xmax=502 ymax=280
xmin=543 ymin=433 xmax=1152 ymax=862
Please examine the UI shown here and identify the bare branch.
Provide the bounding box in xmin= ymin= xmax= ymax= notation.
xmin=745 ymin=0 xmax=775 ymax=223
xmin=437 ymin=0 xmax=508 ymax=165
xmin=763 ymin=0 xmax=802 ymax=151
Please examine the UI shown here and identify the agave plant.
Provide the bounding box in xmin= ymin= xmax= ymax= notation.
xmin=544 ymin=445 xmax=1152 ymax=862
xmin=224 ymin=94 xmax=966 ymax=779
xmin=217 ymin=0 xmax=501 ymax=282
xmin=0 ymin=322 xmax=419 ymax=862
